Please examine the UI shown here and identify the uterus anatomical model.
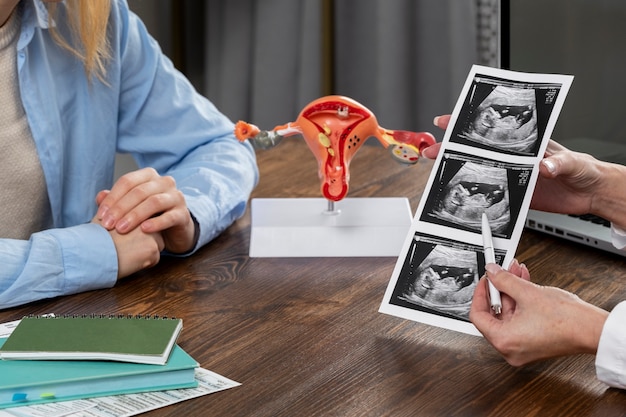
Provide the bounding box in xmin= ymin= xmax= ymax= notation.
xmin=235 ymin=95 xmax=436 ymax=203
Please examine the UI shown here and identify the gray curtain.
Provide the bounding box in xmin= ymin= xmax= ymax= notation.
xmin=204 ymin=0 xmax=482 ymax=141
xmin=204 ymin=0 xmax=323 ymax=129
xmin=333 ymin=0 xmax=477 ymax=133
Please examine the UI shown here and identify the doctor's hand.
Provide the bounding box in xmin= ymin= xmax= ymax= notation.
xmin=470 ymin=262 xmax=608 ymax=366
xmin=532 ymin=140 xmax=613 ymax=217
xmin=95 ymin=168 xmax=197 ymax=254
xmin=424 ymin=114 xmax=624 ymax=223
xmin=420 ymin=115 xmax=450 ymax=159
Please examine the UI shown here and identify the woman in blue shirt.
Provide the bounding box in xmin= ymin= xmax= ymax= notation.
xmin=0 ymin=0 xmax=258 ymax=308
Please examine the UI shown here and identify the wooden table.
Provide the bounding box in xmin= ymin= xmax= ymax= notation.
xmin=2 ymin=140 xmax=626 ymax=416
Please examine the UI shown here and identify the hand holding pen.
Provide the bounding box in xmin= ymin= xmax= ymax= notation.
xmin=481 ymin=213 xmax=502 ymax=315
xmin=470 ymin=261 xmax=608 ymax=367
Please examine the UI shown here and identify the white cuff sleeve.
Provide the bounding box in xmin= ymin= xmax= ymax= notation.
xmin=596 ymin=301 xmax=626 ymax=389
xmin=611 ymin=223 xmax=626 ymax=250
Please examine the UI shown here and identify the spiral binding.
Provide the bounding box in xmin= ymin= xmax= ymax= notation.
xmin=24 ymin=313 xmax=176 ymax=320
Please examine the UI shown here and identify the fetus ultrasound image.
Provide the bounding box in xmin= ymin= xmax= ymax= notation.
xmin=451 ymin=76 xmax=562 ymax=156
xmin=390 ymin=235 xmax=483 ymax=322
xmin=421 ymin=151 xmax=533 ymax=238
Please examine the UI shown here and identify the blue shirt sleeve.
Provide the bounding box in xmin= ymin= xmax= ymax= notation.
xmin=0 ymin=0 xmax=258 ymax=309
xmin=113 ymin=1 xmax=258 ymax=252
xmin=0 ymin=224 xmax=118 ymax=309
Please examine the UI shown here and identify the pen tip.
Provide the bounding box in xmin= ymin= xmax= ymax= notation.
xmin=493 ymin=305 xmax=502 ymax=315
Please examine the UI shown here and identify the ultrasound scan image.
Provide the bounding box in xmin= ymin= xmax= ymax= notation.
xmin=432 ymin=161 xmax=510 ymax=234
xmin=396 ymin=239 xmax=479 ymax=321
xmin=460 ymin=85 xmax=539 ymax=154
xmin=383 ymin=66 xmax=571 ymax=332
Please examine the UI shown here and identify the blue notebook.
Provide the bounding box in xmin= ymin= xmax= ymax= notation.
xmin=0 ymin=339 xmax=198 ymax=409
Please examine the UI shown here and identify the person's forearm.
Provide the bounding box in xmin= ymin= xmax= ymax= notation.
xmin=0 ymin=224 xmax=118 ymax=309
xmin=576 ymin=302 xmax=610 ymax=355
xmin=591 ymin=161 xmax=626 ymax=228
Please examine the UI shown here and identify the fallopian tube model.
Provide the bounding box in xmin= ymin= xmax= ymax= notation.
xmin=235 ymin=95 xmax=436 ymax=202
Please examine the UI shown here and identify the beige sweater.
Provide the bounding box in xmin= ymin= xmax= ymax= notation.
xmin=0 ymin=11 xmax=51 ymax=239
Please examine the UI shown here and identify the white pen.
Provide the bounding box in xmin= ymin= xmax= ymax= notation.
xmin=481 ymin=213 xmax=502 ymax=315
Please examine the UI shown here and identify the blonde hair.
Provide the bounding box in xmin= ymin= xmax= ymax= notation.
xmin=47 ymin=0 xmax=112 ymax=83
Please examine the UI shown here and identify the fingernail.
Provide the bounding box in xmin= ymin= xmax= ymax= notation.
xmin=97 ymin=205 xmax=109 ymax=220
xmin=117 ymin=219 xmax=129 ymax=233
xmin=485 ymin=263 xmax=502 ymax=274
xmin=433 ymin=116 xmax=440 ymax=127
xmin=102 ymin=215 xmax=115 ymax=229
xmin=141 ymin=220 xmax=153 ymax=232
xmin=542 ymin=159 xmax=556 ymax=174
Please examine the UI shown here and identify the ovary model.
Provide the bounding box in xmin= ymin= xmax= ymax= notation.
xmin=235 ymin=95 xmax=436 ymax=202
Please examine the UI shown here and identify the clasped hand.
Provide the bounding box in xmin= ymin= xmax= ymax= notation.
xmin=91 ymin=168 xmax=196 ymax=278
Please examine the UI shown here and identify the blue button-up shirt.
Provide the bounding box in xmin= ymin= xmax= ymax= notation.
xmin=0 ymin=0 xmax=258 ymax=308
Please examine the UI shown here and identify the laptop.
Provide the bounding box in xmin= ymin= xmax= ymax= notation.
xmin=525 ymin=138 xmax=626 ymax=257
xmin=500 ymin=0 xmax=626 ymax=256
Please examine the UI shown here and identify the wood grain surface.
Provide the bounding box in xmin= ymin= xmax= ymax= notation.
xmin=2 ymin=140 xmax=626 ymax=416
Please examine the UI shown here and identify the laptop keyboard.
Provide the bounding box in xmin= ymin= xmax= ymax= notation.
xmin=569 ymin=214 xmax=610 ymax=227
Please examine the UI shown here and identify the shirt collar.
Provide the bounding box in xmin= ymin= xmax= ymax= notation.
xmin=17 ymin=0 xmax=58 ymax=50
xmin=26 ymin=0 xmax=53 ymax=29
xmin=27 ymin=0 xmax=49 ymax=29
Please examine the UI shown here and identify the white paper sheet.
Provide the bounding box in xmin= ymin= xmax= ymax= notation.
xmin=380 ymin=65 xmax=573 ymax=335
xmin=0 ymin=317 xmax=240 ymax=417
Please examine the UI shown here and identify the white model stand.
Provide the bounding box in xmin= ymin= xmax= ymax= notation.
xmin=249 ymin=197 xmax=412 ymax=257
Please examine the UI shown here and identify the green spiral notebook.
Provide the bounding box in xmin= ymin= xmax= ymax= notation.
xmin=0 ymin=339 xmax=198 ymax=409
xmin=0 ymin=315 xmax=183 ymax=365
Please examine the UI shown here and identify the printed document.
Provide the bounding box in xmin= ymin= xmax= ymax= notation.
xmin=380 ymin=65 xmax=573 ymax=335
